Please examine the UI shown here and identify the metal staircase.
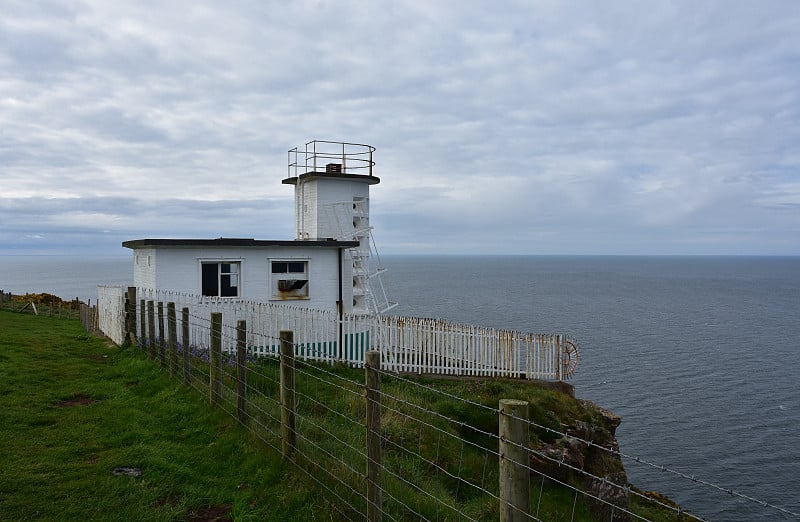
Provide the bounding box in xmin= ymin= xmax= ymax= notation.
xmin=325 ymin=199 xmax=397 ymax=315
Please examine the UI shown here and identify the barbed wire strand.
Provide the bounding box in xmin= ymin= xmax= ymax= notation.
xmin=135 ymin=301 xmax=800 ymax=520
xmin=148 ymin=311 xmax=629 ymax=520
xmin=374 ymin=365 xmax=799 ymax=518
xmin=144 ymin=332 xmax=661 ymax=521
xmin=166 ymin=319 xmax=700 ymax=520
xmin=182 ymin=359 xmax=364 ymax=520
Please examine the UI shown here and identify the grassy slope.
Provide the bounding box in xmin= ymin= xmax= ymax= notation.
xmin=0 ymin=310 xmax=332 ymax=521
xmin=0 ymin=309 xmax=687 ymax=521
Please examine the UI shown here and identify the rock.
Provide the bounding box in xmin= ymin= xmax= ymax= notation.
xmin=112 ymin=466 xmax=142 ymax=477
xmin=530 ymin=402 xmax=630 ymax=521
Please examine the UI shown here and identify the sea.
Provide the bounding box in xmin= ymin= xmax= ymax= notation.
xmin=1 ymin=254 xmax=798 ymax=521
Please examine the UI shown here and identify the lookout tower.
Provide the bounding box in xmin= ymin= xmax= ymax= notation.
xmin=283 ymin=140 xmax=396 ymax=315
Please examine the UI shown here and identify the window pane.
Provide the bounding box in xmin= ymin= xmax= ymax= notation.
xmin=221 ymin=274 xmax=238 ymax=297
xmin=288 ymin=262 xmax=306 ymax=273
xmin=219 ymin=263 xmax=237 ymax=275
xmin=202 ymin=264 xmax=218 ymax=296
xmin=272 ymin=262 xmax=288 ymax=273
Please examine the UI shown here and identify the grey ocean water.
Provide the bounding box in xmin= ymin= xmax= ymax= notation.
xmin=1 ymin=254 xmax=798 ymax=520
xmin=0 ymin=255 xmax=131 ymax=303
xmin=383 ymin=256 xmax=800 ymax=521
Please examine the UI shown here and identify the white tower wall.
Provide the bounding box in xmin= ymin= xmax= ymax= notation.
xmin=295 ymin=178 xmax=370 ymax=240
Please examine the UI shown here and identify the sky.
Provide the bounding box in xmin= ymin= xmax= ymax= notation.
xmin=1 ymin=1 xmax=799 ymax=256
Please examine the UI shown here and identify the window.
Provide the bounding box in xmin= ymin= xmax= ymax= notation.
xmin=271 ymin=260 xmax=309 ymax=300
xmin=202 ymin=261 xmax=240 ymax=298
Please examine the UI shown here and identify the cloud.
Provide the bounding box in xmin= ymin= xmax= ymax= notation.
xmin=1 ymin=0 xmax=799 ymax=255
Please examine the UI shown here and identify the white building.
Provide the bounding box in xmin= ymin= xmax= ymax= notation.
xmin=123 ymin=140 xmax=395 ymax=315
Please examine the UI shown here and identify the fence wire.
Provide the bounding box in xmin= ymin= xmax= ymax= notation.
xmin=109 ymin=293 xmax=800 ymax=521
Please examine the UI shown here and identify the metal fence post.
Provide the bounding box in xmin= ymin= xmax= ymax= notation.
xmin=237 ymin=320 xmax=247 ymax=424
xmin=210 ymin=312 xmax=222 ymax=406
xmin=167 ymin=302 xmax=177 ymax=377
xmin=280 ymin=330 xmax=296 ymax=459
xmin=556 ymin=335 xmax=562 ymax=382
xmin=365 ymin=350 xmax=383 ymax=522
xmin=499 ymin=399 xmax=530 ymax=522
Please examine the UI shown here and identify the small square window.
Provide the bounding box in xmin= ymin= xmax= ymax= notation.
xmin=270 ymin=260 xmax=309 ymax=300
xmin=202 ymin=261 xmax=241 ymax=298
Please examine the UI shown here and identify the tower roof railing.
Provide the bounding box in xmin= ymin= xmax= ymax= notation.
xmin=288 ymin=140 xmax=375 ymax=178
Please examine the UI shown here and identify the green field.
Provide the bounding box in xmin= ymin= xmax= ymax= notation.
xmin=0 ymin=310 xmax=334 ymax=521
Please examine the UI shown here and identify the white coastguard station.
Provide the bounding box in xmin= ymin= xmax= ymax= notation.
xmin=100 ymin=140 xmax=577 ymax=381
xmin=123 ymin=141 xmax=395 ymax=316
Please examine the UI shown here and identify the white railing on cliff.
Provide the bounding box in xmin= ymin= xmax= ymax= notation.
xmin=99 ymin=286 xmax=579 ymax=381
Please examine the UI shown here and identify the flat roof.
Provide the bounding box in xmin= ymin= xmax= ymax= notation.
xmin=122 ymin=238 xmax=360 ymax=249
xmin=282 ymin=171 xmax=380 ymax=185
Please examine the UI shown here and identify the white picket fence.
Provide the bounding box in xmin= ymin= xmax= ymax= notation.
xmin=99 ymin=286 xmax=578 ymax=381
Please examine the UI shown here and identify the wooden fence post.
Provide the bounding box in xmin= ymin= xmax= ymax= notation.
xmin=125 ymin=287 xmax=137 ymax=345
xmin=139 ymin=299 xmax=146 ymax=351
xmin=237 ymin=320 xmax=247 ymax=424
xmin=365 ymin=350 xmax=383 ymax=522
xmin=182 ymin=307 xmax=190 ymax=385
xmin=280 ymin=330 xmax=296 ymax=459
xmin=210 ymin=312 xmax=222 ymax=406
xmin=499 ymin=399 xmax=530 ymax=522
xmin=167 ymin=302 xmax=177 ymax=377
xmin=157 ymin=302 xmax=166 ymax=369
xmin=147 ymin=301 xmax=156 ymax=360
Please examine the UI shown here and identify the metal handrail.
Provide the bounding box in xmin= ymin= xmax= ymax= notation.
xmin=288 ymin=140 xmax=376 ymax=178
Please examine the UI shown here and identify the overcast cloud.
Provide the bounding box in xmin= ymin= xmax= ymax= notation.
xmin=1 ymin=0 xmax=798 ymax=255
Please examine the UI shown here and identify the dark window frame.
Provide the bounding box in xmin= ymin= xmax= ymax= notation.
xmin=201 ymin=260 xmax=241 ymax=298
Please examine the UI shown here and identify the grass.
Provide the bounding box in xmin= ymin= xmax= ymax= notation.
xmin=0 ymin=310 xmax=336 ymax=521
xmin=1 ymin=308 xmax=692 ymax=521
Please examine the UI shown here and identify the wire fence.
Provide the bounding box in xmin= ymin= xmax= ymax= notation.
xmin=93 ymin=290 xmax=800 ymax=522
xmin=0 ymin=290 xmax=85 ymax=320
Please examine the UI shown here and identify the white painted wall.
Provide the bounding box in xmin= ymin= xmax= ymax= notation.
xmin=133 ymin=248 xmax=157 ymax=289
xmin=298 ymin=178 xmax=370 ymax=240
xmin=295 ymin=181 xmax=318 ymax=239
xmin=130 ymin=246 xmax=349 ymax=312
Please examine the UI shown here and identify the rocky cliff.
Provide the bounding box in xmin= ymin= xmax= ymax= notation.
xmin=530 ymin=396 xmax=630 ymax=520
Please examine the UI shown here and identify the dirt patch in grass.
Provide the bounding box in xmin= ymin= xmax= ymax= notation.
xmin=54 ymin=393 xmax=99 ymax=407
xmin=187 ymin=504 xmax=232 ymax=521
